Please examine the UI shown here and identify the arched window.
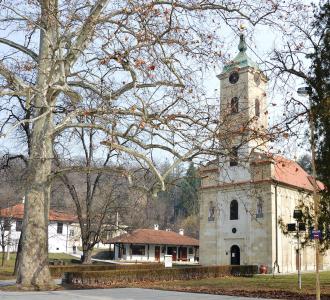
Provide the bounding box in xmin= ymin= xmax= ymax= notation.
xmin=229 ymin=146 xmax=238 ymax=167
xmin=208 ymin=201 xmax=215 ymax=221
xmin=231 ymin=97 xmax=239 ymax=114
xmin=255 ymin=98 xmax=260 ymax=117
xmin=256 ymin=197 xmax=263 ymax=218
xmin=230 ymin=200 xmax=238 ymax=220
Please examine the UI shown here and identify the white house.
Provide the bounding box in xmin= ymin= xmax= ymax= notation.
xmin=108 ymin=225 xmax=199 ymax=263
xmin=0 ymin=202 xmax=82 ymax=254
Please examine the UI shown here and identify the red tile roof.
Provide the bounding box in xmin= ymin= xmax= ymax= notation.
xmin=252 ymin=154 xmax=325 ymax=192
xmin=107 ymin=229 xmax=199 ymax=246
xmin=272 ymin=156 xmax=324 ymax=192
xmin=0 ymin=203 xmax=77 ymax=222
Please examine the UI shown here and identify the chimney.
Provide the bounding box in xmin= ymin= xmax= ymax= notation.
xmin=179 ymin=229 xmax=184 ymax=236
xmin=154 ymin=224 xmax=159 ymax=230
xmin=22 ymin=196 xmax=25 ymax=204
xmin=165 ymin=228 xmax=171 ymax=232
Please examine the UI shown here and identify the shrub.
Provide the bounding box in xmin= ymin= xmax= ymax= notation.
xmin=50 ymin=262 xmax=163 ymax=278
xmin=65 ymin=265 xmax=258 ymax=286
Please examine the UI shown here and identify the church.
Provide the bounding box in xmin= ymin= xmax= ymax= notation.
xmin=199 ymin=34 xmax=330 ymax=273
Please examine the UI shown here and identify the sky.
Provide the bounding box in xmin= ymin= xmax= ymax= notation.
xmin=0 ymin=1 xmax=316 ymax=165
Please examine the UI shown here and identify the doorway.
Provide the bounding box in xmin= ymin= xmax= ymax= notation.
xmin=178 ymin=247 xmax=187 ymax=261
xmin=167 ymin=247 xmax=177 ymax=261
xmin=155 ymin=246 xmax=160 ymax=262
xmin=230 ymin=245 xmax=240 ymax=265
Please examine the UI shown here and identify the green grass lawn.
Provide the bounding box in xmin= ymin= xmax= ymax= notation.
xmin=0 ymin=253 xmax=79 ymax=280
xmin=148 ymin=271 xmax=330 ymax=298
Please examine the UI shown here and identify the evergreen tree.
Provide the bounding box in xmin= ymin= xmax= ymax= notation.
xmin=308 ymin=1 xmax=330 ymax=251
xmin=309 ymin=1 xmax=330 ymax=191
xmin=179 ymin=163 xmax=201 ymax=217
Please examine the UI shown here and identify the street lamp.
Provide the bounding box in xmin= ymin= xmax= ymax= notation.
xmin=297 ymin=86 xmax=321 ymax=300
xmin=287 ymin=209 xmax=305 ymax=290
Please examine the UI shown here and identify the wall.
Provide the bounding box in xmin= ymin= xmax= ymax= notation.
xmin=0 ymin=220 xmax=81 ymax=253
xmin=48 ymin=222 xmax=81 ymax=253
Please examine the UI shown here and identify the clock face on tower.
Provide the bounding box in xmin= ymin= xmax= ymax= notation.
xmin=229 ymin=71 xmax=239 ymax=84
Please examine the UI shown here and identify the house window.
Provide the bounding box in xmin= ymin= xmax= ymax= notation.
xmin=3 ymin=218 xmax=11 ymax=231
xmin=57 ymin=222 xmax=63 ymax=234
xmin=231 ymin=97 xmax=239 ymax=114
xmin=230 ymin=200 xmax=238 ymax=220
xmin=255 ymin=98 xmax=260 ymax=117
xmin=69 ymin=229 xmax=74 ymax=237
xmin=208 ymin=201 xmax=215 ymax=221
xmin=131 ymin=245 xmax=145 ymax=255
xmin=256 ymin=197 xmax=264 ymax=218
xmin=161 ymin=246 xmax=166 ymax=253
xmin=188 ymin=247 xmax=194 ymax=255
xmin=16 ymin=220 xmax=23 ymax=232
xmin=229 ymin=147 xmax=238 ymax=167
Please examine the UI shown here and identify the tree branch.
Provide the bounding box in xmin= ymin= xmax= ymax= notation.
xmin=0 ymin=38 xmax=38 ymax=62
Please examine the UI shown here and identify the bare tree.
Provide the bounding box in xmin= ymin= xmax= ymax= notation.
xmin=0 ymin=215 xmax=14 ymax=267
xmin=0 ymin=0 xmax=297 ymax=289
xmin=53 ymin=114 xmax=130 ymax=263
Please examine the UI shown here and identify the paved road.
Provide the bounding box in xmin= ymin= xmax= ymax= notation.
xmin=0 ymin=288 xmax=277 ymax=300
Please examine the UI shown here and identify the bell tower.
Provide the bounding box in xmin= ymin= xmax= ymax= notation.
xmin=218 ymin=34 xmax=268 ymax=164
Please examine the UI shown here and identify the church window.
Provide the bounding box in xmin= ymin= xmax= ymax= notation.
xmin=208 ymin=201 xmax=215 ymax=221
xmin=231 ymin=97 xmax=239 ymax=114
xmin=256 ymin=197 xmax=264 ymax=218
xmin=229 ymin=147 xmax=238 ymax=167
xmin=230 ymin=200 xmax=238 ymax=220
xmin=255 ymin=98 xmax=260 ymax=117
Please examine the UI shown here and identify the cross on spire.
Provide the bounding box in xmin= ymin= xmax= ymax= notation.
xmin=238 ymin=34 xmax=247 ymax=52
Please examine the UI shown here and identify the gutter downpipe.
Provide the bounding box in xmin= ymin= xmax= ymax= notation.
xmin=273 ymin=182 xmax=280 ymax=275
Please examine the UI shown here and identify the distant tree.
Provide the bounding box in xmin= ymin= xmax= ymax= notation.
xmin=0 ymin=216 xmax=13 ymax=266
xmin=309 ymin=1 xmax=330 ymax=193
xmin=53 ymin=114 xmax=130 ymax=264
xmin=297 ymin=154 xmax=312 ymax=173
xmin=179 ymin=163 xmax=201 ymax=217
xmin=179 ymin=215 xmax=199 ymax=239
xmin=269 ymin=0 xmax=330 ymax=260
xmin=309 ymin=1 xmax=330 ymax=256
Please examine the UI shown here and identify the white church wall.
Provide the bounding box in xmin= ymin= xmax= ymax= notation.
xmin=199 ymin=189 xmax=218 ymax=265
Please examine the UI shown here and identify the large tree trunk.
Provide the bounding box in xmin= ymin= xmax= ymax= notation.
xmin=16 ymin=1 xmax=58 ymax=289
xmin=81 ymin=244 xmax=93 ymax=264
xmin=16 ymin=113 xmax=54 ymax=289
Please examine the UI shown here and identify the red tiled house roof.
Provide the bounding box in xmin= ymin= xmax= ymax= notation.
xmin=272 ymin=156 xmax=324 ymax=192
xmin=107 ymin=229 xmax=199 ymax=246
xmin=0 ymin=203 xmax=77 ymax=222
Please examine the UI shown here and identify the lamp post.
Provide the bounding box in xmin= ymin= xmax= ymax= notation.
xmin=297 ymin=86 xmax=321 ymax=300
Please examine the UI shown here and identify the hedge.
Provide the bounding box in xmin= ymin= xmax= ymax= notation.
xmin=66 ymin=265 xmax=258 ymax=286
xmin=50 ymin=262 xmax=164 ymax=278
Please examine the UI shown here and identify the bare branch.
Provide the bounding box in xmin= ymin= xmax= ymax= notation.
xmin=0 ymin=38 xmax=38 ymax=62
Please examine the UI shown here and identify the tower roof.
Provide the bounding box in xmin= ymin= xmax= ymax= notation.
xmin=222 ymin=34 xmax=259 ymax=73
